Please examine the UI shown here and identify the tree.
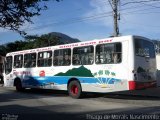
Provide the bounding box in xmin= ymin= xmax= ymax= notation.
xmin=0 ymin=0 xmax=60 ymax=34
xmin=24 ymin=33 xmax=61 ymax=48
xmin=0 ymin=32 xmax=79 ymax=55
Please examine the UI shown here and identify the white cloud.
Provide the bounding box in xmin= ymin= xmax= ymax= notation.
xmin=119 ymin=6 xmax=160 ymax=37
xmin=0 ymin=28 xmax=10 ymax=33
xmin=0 ymin=16 xmax=52 ymax=35
xmin=20 ymin=16 xmax=53 ymax=35
xmin=82 ymin=0 xmax=113 ymax=27
xmin=83 ymin=1 xmax=160 ymax=38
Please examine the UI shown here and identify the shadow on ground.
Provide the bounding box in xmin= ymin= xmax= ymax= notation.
xmin=0 ymin=104 xmax=160 ymax=120
xmin=0 ymin=87 xmax=160 ymax=103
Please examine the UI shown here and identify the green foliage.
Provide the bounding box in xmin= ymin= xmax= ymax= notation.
xmin=0 ymin=32 xmax=79 ymax=56
xmin=0 ymin=0 xmax=60 ymax=34
xmin=24 ymin=33 xmax=62 ymax=48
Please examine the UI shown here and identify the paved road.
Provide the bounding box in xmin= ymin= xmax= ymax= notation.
xmin=0 ymin=87 xmax=160 ymax=120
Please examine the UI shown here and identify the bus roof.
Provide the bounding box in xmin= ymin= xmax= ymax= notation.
xmin=5 ymin=35 xmax=150 ymax=56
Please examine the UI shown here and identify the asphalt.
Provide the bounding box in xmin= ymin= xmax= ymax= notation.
xmin=109 ymin=86 xmax=160 ymax=98
xmin=0 ymin=84 xmax=160 ymax=98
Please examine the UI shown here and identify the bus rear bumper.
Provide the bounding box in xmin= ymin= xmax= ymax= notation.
xmin=128 ymin=81 xmax=157 ymax=90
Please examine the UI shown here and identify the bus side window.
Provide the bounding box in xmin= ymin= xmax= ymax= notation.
xmin=73 ymin=54 xmax=80 ymax=65
xmin=53 ymin=49 xmax=71 ymax=66
xmin=113 ymin=43 xmax=122 ymax=63
xmin=38 ymin=51 xmax=52 ymax=67
xmin=112 ymin=52 xmax=121 ymax=63
xmin=95 ymin=43 xmax=122 ymax=64
xmin=14 ymin=55 xmax=23 ymax=68
xmin=24 ymin=53 xmax=36 ymax=68
xmin=72 ymin=46 xmax=94 ymax=65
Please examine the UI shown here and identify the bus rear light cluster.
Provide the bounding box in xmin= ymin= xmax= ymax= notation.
xmin=128 ymin=81 xmax=157 ymax=90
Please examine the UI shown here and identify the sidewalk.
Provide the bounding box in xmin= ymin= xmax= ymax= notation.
xmin=112 ymin=86 xmax=160 ymax=98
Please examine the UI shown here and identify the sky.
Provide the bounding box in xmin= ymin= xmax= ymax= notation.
xmin=0 ymin=0 xmax=160 ymax=44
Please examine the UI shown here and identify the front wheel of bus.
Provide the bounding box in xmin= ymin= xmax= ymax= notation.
xmin=15 ymin=79 xmax=24 ymax=92
xmin=68 ymin=80 xmax=82 ymax=99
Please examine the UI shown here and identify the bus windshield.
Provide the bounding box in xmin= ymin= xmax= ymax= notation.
xmin=135 ymin=38 xmax=155 ymax=58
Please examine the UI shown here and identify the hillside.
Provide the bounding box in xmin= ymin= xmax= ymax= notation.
xmin=47 ymin=32 xmax=80 ymax=44
xmin=0 ymin=32 xmax=81 ymax=56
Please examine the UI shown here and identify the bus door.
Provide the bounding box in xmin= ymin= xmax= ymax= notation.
xmin=4 ymin=56 xmax=13 ymax=86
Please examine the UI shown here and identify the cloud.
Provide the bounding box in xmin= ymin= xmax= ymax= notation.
xmin=119 ymin=4 xmax=160 ymax=37
xmin=20 ymin=16 xmax=53 ymax=35
xmin=82 ymin=0 xmax=113 ymax=27
xmin=83 ymin=1 xmax=160 ymax=38
xmin=0 ymin=28 xmax=10 ymax=33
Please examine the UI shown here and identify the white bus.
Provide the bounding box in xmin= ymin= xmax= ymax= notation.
xmin=4 ymin=35 xmax=157 ymax=98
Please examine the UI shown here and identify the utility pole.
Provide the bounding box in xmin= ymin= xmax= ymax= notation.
xmin=109 ymin=0 xmax=120 ymax=37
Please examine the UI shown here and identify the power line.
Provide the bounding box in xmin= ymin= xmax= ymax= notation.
xmin=121 ymin=6 xmax=160 ymax=15
xmin=120 ymin=19 xmax=160 ymax=29
xmin=140 ymin=2 xmax=160 ymax=8
xmin=23 ymin=0 xmax=160 ymax=33
xmin=40 ymin=0 xmax=111 ymax=21
xmin=122 ymin=0 xmax=160 ymax=6
xmin=24 ymin=12 xmax=113 ymax=31
xmin=24 ymin=5 xmax=160 ymax=32
xmin=119 ymin=0 xmax=160 ymax=12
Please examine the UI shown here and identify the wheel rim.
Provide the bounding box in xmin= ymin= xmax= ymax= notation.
xmin=71 ymin=85 xmax=78 ymax=95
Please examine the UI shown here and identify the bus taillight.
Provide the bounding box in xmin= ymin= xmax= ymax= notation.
xmin=129 ymin=81 xmax=157 ymax=90
xmin=128 ymin=81 xmax=136 ymax=90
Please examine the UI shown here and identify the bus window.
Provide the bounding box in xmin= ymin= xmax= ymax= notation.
xmin=135 ymin=39 xmax=155 ymax=58
xmin=14 ymin=55 xmax=23 ymax=68
xmin=53 ymin=49 xmax=71 ymax=66
xmin=95 ymin=43 xmax=122 ymax=64
xmin=24 ymin=53 xmax=36 ymax=68
xmin=38 ymin=51 xmax=52 ymax=67
xmin=5 ymin=56 xmax=12 ymax=74
xmin=72 ymin=46 xmax=94 ymax=65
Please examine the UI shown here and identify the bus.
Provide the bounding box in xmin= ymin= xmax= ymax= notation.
xmin=4 ymin=35 xmax=157 ymax=98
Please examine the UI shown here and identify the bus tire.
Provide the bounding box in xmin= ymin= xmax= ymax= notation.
xmin=68 ymin=80 xmax=82 ymax=99
xmin=15 ymin=79 xmax=24 ymax=92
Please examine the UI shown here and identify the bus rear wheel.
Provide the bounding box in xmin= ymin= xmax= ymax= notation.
xmin=68 ymin=80 xmax=82 ymax=99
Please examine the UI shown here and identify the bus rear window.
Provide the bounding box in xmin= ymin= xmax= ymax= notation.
xmin=135 ymin=39 xmax=155 ymax=58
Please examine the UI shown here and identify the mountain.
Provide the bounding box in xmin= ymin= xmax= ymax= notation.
xmin=47 ymin=32 xmax=80 ymax=44
xmin=0 ymin=32 xmax=81 ymax=55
